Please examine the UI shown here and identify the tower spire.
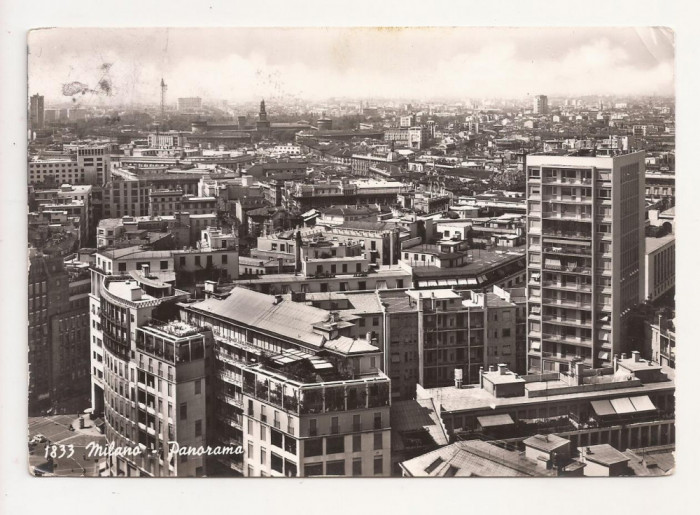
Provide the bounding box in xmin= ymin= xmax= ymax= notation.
xmin=160 ymin=78 xmax=167 ymax=121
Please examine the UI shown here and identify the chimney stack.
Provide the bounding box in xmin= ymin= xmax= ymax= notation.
xmin=479 ymin=366 xmax=484 ymax=388
xmin=632 ymin=351 xmax=640 ymax=362
xmin=454 ymin=368 xmax=463 ymax=389
xmin=498 ymin=364 xmax=507 ymax=376
xmin=142 ymin=264 xmax=150 ymax=277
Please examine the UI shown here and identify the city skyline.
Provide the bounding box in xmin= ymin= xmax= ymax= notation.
xmin=28 ymin=27 xmax=674 ymax=106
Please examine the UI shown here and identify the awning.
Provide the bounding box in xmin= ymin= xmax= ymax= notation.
xmin=467 ymin=278 xmax=478 ymax=285
xmin=530 ymin=341 xmax=541 ymax=351
xmin=591 ymin=400 xmax=616 ymax=417
xmin=477 ymin=414 xmax=515 ymax=428
xmin=531 ymin=305 xmax=541 ymax=314
xmin=610 ymin=397 xmax=636 ymax=415
xmin=437 ymin=280 xmax=449 ymax=286
xmin=426 ymin=280 xmax=438 ymax=287
xmin=457 ymin=278 xmax=469 ymax=285
xmin=629 ymin=395 xmax=656 ymax=412
xmin=446 ymin=279 xmax=458 ymax=286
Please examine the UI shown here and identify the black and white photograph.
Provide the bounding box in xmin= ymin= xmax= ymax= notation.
xmin=21 ymin=25 xmax=679 ymax=479
xmin=4 ymin=2 xmax=700 ymax=510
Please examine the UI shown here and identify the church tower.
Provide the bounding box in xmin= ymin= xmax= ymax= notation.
xmin=256 ymin=99 xmax=271 ymax=131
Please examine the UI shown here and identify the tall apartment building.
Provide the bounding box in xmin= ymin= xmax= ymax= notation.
xmin=525 ymin=152 xmax=645 ymax=373
xmin=29 ymin=94 xmax=45 ymax=130
xmin=241 ymin=359 xmax=391 ymax=477
xmin=180 ymin=286 xmax=392 ymax=477
xmin=28 ymin=251 xmax=91 ymax=415
xmin=533 ymin=95 xmax=548 ymax=115
xmin=381 ymin=288 xmax=520 ymax=399
xmin=93 ymin=269 xmax=213 ymax=477
xmin=28 ymin=145 xmax=111 ymax=186
xmin=147 ymin=131 xmax=189 ymax=149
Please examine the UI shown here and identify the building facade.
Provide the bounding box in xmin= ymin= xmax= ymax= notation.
xmin=525 ymin=152 xmax=645 ymax=373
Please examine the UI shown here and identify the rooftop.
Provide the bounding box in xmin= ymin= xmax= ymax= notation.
xmin=419 ymin=369 xmax=674 ymax=414
xmin=401 ymin=440 xmax=554 ymax=477
xmin=523 ymin=433 xmax=570 ymax=453
xmin=579 ymin=444 xmax=630 ymax=466
xmin=645 ymin=233 xmax=675 ymax=254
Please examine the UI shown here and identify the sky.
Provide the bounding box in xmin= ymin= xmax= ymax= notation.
xmin=28 ymin=27 xmax=675 ymax=107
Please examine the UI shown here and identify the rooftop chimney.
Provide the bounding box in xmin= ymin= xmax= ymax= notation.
xmin=454 ymin=368 xmax=463 ymax=389
xmin=621 ymin=353 xmax=627 ymax=360
xmin=498 ymin=364 xmax=507 ymax=376
xmin=142 ymin=264 xmax=150 ymax=277
xmin=479 ymin=366 xmax=484 ymax=388
xmin=274 ymin=294 xmax=283 ymax=305
xmin=489 ymin=365 xmax=496 ymax=372
xmin=632 ymin=351 xmax=641 ymax=362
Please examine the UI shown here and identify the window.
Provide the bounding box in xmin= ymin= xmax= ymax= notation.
xmin=284 ymin=435 xmax=297 ymax=455
xmin=304 ymin=463 xmax=323 ymax=477
xmin=195 ymin=256 xmax=201 ymax=266
xmin=271 ymin=429 xmax=283 ymax=449
xmin=160 ymin=260 xmax=168 ymax=270
xmin=118 ymin=262 xmax=127 ymax=273
xmin=195 ymin=420 xmax=202 ymax=437
xmin=285 ymin=460 xmax=297 ymax=477
xmin=326 ymin=436 xmax=344 ymax=454
xmin=326 ymin=460 xmax=345 ymax=476
xmin=179 ymin=403 xmax=187 ymax=420
xmin=260 ymin=425 xmax=266 ymax=442
xmin=374 ymin=456 xmax=383 ymax=475
xmin=309 ymin=418 xmax=317 ymax=437
xmin=194 ymin=379 xmax=201 ymax=395
xmin=180 ymin=256 xmax=186 ymax=267
xmin=248 ymin=442 xmax=254 ymax=460
xmin=353 ymin=458 xmax=362 ymax=476
xmin=331 ymin=416 xmax=339 ymax=434
xmin=222 ymin=254 xmax=228 ymax=265
xmin=374 ymin=412 xmax=382 ymax=430
xmin=353 ymin=414 xmax=361 ymax=432
xmin=304 ymin=438 xmax=323 ymax=457
xmin=502 ymin=328 xmax=511 ymax=337
xmin=248 ymin=419 xmax=253 ymax=435
xmin=374 ymin=432 xmax=383 ymax=450
xmin=271 ymin=453 xmax=283 ymax=473
xmin=352 ymin=434 xmax=362 ymax=452
xmin=260 ymin=447 xmax=266 ymax=466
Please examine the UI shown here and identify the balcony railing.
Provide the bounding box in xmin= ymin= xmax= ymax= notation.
xmin=542 ymin=264 xmax=592 ymax=275
xmin=543 ymin=246 xmax=592 ymax=257
xmin=541 ymin=333 xmax=593 ymax=345
xmin=541 ymin=281 xmax=591 ymax=292
xmin=541 ymin=177 xmax=592 ymax=185
xmin=541 ymin=299 xmax=592 ymax=309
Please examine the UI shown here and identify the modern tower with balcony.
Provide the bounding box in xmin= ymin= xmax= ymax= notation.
xmin=91 ymin=259 xmax=213 ymax=477
xmin=525 ymin=151 xmax=645 ymax=373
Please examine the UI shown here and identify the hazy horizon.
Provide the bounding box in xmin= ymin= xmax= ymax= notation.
xmin=28 ymin=27 xmax=675 ymax=107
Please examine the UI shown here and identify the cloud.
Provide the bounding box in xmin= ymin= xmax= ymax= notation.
xmin=28 ymin=28 xmax=674 ymax=105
